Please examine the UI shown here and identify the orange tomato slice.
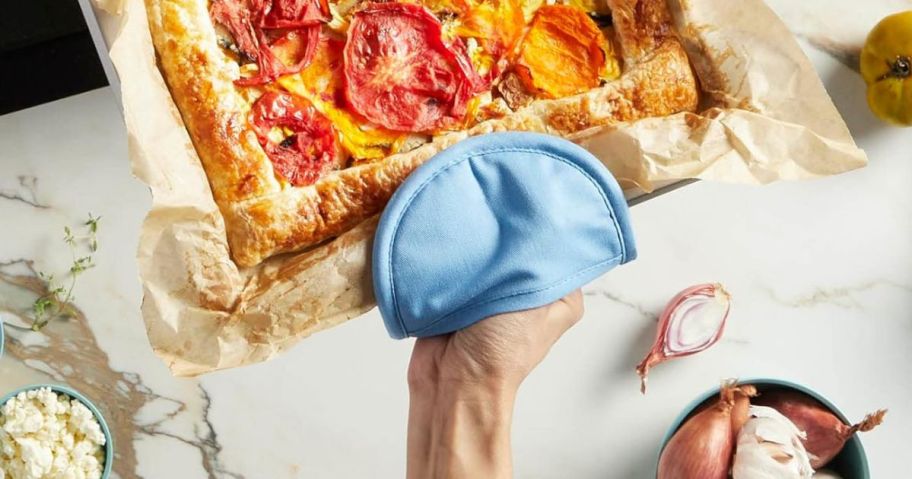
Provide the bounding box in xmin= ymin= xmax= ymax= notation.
xmin=514 ymin=4 xmax=619 ymax=99
xmin=278 ymin=36 xmax=405 ymax=160
xmin=454 ymin=0 xmax=524 ymax=76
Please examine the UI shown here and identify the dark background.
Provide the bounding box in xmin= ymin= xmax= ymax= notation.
xmin=1 ymin=0 xmax=108 ymax=115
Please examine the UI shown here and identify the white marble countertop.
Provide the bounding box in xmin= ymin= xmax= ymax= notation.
xmin=1 ymin=2 xmax=911 ymax=478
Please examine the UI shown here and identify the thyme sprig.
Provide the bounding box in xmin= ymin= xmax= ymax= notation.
xmin=31 ymin=214 xmax=101 ymax=331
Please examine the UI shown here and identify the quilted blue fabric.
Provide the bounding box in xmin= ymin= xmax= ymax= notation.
xmin=373 ymin=132 xmax=636 ymax=339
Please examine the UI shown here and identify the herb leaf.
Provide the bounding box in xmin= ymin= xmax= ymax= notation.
xmin=31 ymin=214 xmax=101 ymax=331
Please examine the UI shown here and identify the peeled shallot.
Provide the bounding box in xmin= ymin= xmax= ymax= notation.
xmin=657 ymin=381 xmax=756 ymax=479
xmin=636 ymin=283 xmax=731 ymax=393
xmin=732 ymin=406 xmax=815 ymax=479
xmin=755 ymin=389 xmax=886 ymax=468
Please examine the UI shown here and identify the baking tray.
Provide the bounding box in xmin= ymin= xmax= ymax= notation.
xmin=76 ymin=0 xmax=122 ymax=105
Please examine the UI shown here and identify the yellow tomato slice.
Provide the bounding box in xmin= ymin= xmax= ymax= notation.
xmin=519 ymin=0 xmax=543 ymax=21
xmin=514 ymin=4 xmax=620 ymax=99
xmin=418 ymin=0 xmax=462 ymax=11
xmin=278 ymin=37 xmax=405 ymax=160
xmin=567 ymin=0 xmax=611 ymax=16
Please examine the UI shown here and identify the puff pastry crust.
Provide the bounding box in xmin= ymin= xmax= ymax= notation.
xmin=145 ymin=0 xmax=699 ymax=267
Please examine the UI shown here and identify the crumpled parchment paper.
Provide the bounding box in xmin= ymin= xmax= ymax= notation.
xmin=106 ymin=0 xmax=866 ymax=376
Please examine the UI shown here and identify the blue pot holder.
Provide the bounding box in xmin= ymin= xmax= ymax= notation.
xmin=373 ymin=132 xmax=637 ymax=339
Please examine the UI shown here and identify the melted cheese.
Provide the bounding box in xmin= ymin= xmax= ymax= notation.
xmin=277 ymin=38 xmax=404 ymax=160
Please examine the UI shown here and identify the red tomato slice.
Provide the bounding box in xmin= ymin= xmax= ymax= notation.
xmin=269 ymin=27 xmax=321 ymax=74
xmin=258 ymin=0 xmax=330 ymax=29
xmin=211 ymin=0 xmax=326 ymax=86
xmin=211 ymin=0 xmax=261 ymax=60
xmin=235 ymin=25 xmax=320 ymax=86
xmin=249 ymin=92 xmax=337 ymax=186
xmin=343 ymin=2 xmax=484 ymax=132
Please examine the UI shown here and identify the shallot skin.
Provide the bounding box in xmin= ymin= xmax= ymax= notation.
xmin=658 ymin=405 xmax=733 ymax=479
xmin=658 ymin=383 xmax=756 ymax=479
xmin=755 ymin=390 xmax=886 ymax=469
xmin=636 ymin=283 xmax=731 ymax=394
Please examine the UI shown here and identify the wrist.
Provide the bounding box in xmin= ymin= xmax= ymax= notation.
xmin=435 ymin=378 xmax=517 ymax=411
xmin=438 ymin=383 xmax=516 ymax=479
xmin=408 ymin=379 xmax=517 ymax=479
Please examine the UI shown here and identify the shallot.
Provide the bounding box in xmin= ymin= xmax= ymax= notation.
xmin=755 ymin=389 xmax=886 ymax=468
xmin=636 ymin=283 xmax=731 ymax=393
xmin=657 ymin=381 xmax=756 ymax=479
xmin=732 ymin=406 xmax=814 ymax=479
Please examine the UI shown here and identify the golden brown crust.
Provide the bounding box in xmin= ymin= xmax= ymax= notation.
xmin=146 ymin=0 xmax=280 ymax=205
xmin=607 ymin=0 xmax=678 ymax=62
xmin=146 ymin=0 xmax=698 ymax=267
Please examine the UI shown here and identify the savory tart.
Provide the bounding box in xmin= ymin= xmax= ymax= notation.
xmin=145 ymin=0 xmax=699 ymax=267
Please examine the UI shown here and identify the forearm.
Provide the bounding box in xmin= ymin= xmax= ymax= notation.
xmin=407 ymin=380 xmax=517 ymax=479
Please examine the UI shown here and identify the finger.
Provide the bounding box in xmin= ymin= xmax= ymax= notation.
xmin=540 ymin=289 xmax=585 ymax=340
xmin=553 ymin=289 xmax=584 ymax=326
xmin=559 ymin=289 xmax=584 ymax=323
xmin=408 ymin=336 xmax=448 ymax=387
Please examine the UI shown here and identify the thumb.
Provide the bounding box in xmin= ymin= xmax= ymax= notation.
xmin=539 ymin=289 xmax=585 ymax=340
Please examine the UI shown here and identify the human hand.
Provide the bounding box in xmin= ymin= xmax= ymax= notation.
xmin=406 ymin=290 xmax=584 ymax=479
xmin=408 ymin=289 xmax=585 ymax=391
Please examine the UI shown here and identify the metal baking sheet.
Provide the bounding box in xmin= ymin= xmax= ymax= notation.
xmin=77 ymin=0 xmax=121 ymax=104
xmin=627 ymin=179 xmax=697 ymax=207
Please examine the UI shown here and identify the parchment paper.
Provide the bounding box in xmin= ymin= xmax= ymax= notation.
xmin=93 ymin=0 xmax=123 ymax=15
xmin=108 ymin=0 xmax=866 ymax=376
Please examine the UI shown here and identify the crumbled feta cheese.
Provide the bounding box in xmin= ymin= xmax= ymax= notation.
xmin=0 ymin=388 xmax=106 ymax=479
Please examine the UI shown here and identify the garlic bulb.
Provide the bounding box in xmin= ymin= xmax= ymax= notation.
xmin=732 ymin=406 xmax=815 ymax=479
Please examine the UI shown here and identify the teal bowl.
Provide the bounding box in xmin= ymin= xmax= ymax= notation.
xmin=658 ymin=378 xmax=869 ymax=478
xmin=1 ymin=384 xmax=114 ymax=479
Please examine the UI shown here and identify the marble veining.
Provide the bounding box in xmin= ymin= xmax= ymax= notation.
xmin=762 ymin=280 xmax=912 ymax=310
xmin=0 ymin=176 xmax=48 ymax=210
xmin=583 ymin=289 xmax=657 ymax=320
xmin=1 ymin=2 xmax=911 ymax=477
xmin=0 ymin=259 xmax=244 ymax=479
